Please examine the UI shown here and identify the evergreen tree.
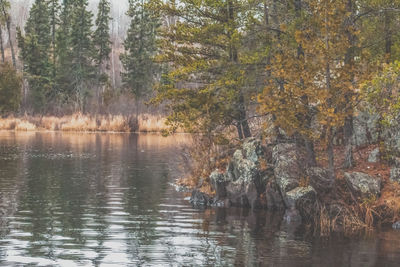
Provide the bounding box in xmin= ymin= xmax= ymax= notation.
xmin=93 ymin=0 xmax=112 ymax=107
xmin=55 ymin=0 xmax=73 ymax=103
xmin=121 ymin=0 xmax=159 ymax=121
xmin=48 ymin=0 xmax=60 ymax=81
xmin=69 ymin=0 xmax=95 ymax=111
xmin=17 ymin=0 xmax=52 ymax=112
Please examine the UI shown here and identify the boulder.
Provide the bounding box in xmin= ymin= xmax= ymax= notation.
xmin=306 ymin=167 xmax=334 ymax=193
xmin=367 ymin=148 xmax=380 ymax=163
xmin=242 ymin=137 xmax=264 ymax=164
xmin=209 ymin=138 xmax=270 ymax=209
xmin=390 ymin=168 xmax=400 ymax=184
xmin=209 ymin=170 xmax=227 ymax=199
xmin=272 ymin=143 xmax=304 ymax=194
xmin=393 ymin=221 xmax=400 ymax=230
xmin=190 ymin=190 xmax=212 ymax=206
xmin=285 ymin=186 xmax=316 ymax=209
xmin=352 ymin=111 xmax=379 ymax=146
xmin=344 ymin=172 xmax=381 ymax=198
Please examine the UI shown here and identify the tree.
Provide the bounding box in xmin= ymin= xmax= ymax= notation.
xmin=17 ymin=0 xmax=52 ymax=112
xmin=151 ymin=0 xmax=260 ymax=139
xmin=0 ymin=0 xmax=16 ymax=67
xmin=0 ymin=63 xmax=22 ymax=113
xmin=69 ymin=0 xmax=95 ymax=111
xmin=93 ymin=0 xmax=112 ymax=108
xmin=259 ymin=0 xmax=367 ymax=176
xmin=121 ymin=0 xmax=159 ymax=122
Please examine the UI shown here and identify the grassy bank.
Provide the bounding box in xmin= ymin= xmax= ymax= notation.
xmin=0 ymin=113 xmax=173 ymax=133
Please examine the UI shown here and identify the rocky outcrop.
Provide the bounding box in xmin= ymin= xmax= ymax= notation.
xmin=208 ymin=138 xmax=273 ymax=209
xmin=191 ymin=139 xmax=324 ymax=225
xmin=344 ymin=172 xmax=381 ymax=198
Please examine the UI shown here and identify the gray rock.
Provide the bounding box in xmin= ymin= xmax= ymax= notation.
xmin=368 ymin=148 xmax=380 ymax=163
xmin=190 ymin=190 xmax=211 ymax=206
xmin=209 ymin=170 xmax=227 ymax=199
xmin=242 ymin=137 xmax=264 ymax=164
xmin=286 ymin=186 xmax=316 ymax=209
xmin=306 ymin=167 xmax=334 ymax=193
xmin=352 ymin=111 xmax=380 ymax=146
xmin=272 ymin=143 xmax=304 ymax=194
xmin=344 ymin=172 xmax=381 ymax=198
xmin=393 ymin=221 xmax=400 ymax=230
xmin=390 ymin=168 xmax=400 ymax=184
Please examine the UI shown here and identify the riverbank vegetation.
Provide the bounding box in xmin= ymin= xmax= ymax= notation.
xmin=2 ymin=0 xmax=400 ymax=235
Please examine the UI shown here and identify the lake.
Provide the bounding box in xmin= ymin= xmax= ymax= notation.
xmin=0 ymin=131 xmax=399 ymax=266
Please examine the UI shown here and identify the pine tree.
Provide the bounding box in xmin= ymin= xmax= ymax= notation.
xmin=48 ymin=0 xmax=60 ymax=81
xmin=17 ymin=0 xmax=52 ymax=112
xmin=121 ymin=0 xmax=159 ymax=122
xmin=69 ymin=0 xmax=95 ymax=111
xmin=151 ymin=0 xmax=258 ymax=139
xmin=55 ymin=0 xmax=73 ymax=103
xmin=93 ymin=0 xmax=112 ymax=107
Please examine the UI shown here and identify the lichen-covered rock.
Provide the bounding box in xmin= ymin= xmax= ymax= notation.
xmin=242 ymin=137 xmax=264 ymax=164
xmin=285 ymin=186 xmax=316 ymax=209
xmin=344 ymin=172 xmax=381 ymax=198
xmin=393 ymin=221 xmax=400 ymax=230
xmin=367 ymin=148 xmax=380 ymax=163
xmin=306 ymin=167 xmax=334 ymax=193
xmin=390 ymin=168 xmax=400 ymax=184
xmin=272 ymin=143 xmax=304 ymax=194
xmin=209 ymin=138 xmax=270 ymax=209
xmin=352 ymin=111 xmax=379 ymax=146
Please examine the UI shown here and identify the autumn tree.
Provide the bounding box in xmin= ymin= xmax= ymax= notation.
xmin=259 ymin=0 xmax=367 ymax=176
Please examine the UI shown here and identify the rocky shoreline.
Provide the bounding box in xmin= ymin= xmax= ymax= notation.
xmin=187 ymin=138 xmax=400 ymax=233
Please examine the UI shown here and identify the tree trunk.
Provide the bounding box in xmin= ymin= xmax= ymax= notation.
xmin=0 ymin=27 xmax=4 ymax=63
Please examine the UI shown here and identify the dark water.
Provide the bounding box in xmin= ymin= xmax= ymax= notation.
xmin=0 ymin=132 xmax=399 ymax=266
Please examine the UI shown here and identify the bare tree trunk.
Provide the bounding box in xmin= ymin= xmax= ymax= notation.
xmin=327 ymin=131 xmax=335 ymax=178
xmin=0 ymin=27 xmax=4 ymax=63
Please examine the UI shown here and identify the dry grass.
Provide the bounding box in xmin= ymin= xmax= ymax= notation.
xmin=0 ymin=113 xmax=173 ymax=133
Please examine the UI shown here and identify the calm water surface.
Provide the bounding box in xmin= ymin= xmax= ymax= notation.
xmin=0 ymin=131 xmax=399 ymax=266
